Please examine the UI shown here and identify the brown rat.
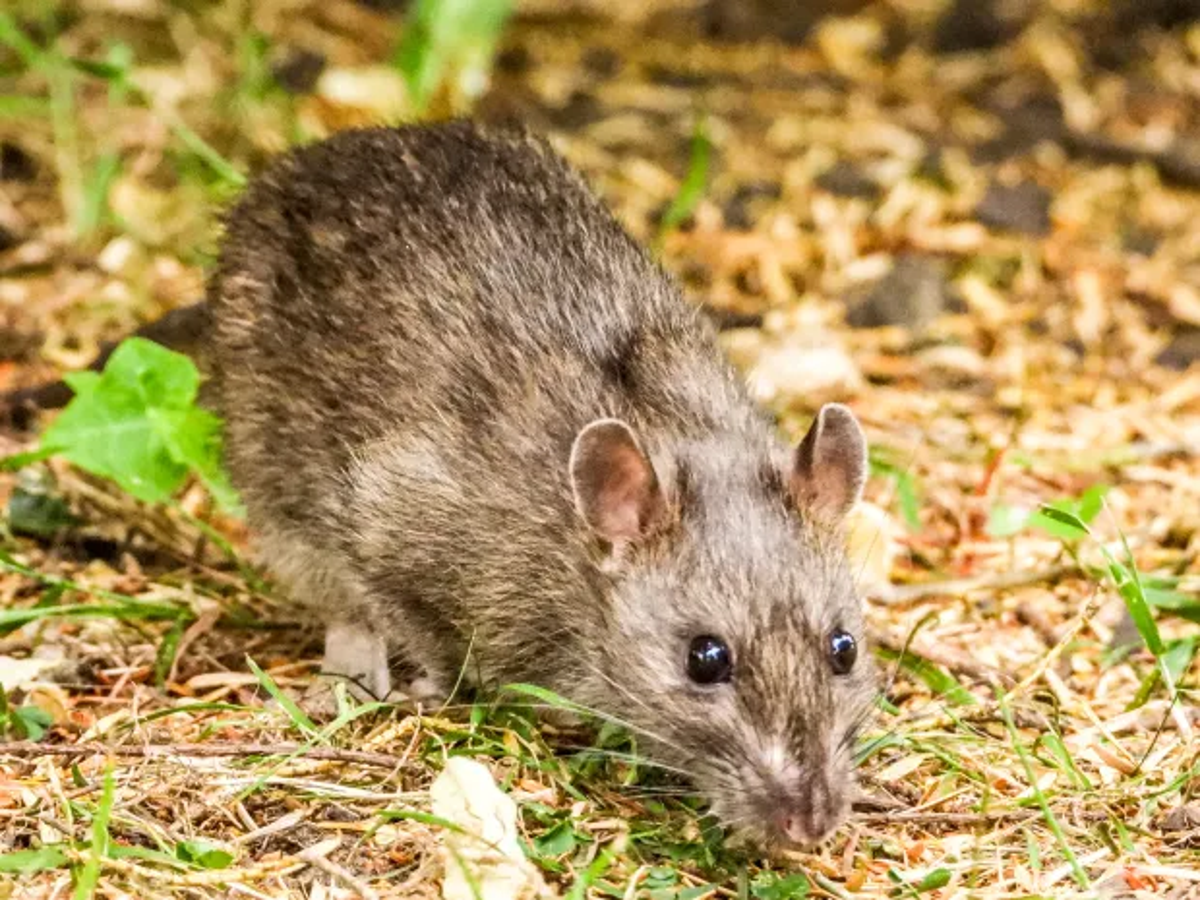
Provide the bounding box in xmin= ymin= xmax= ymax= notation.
xmin=14 ymin=121 xmax=878 ymax=848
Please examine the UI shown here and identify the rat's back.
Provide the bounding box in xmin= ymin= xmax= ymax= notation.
xmin=209 ymin=121 xmax=751 ymax=551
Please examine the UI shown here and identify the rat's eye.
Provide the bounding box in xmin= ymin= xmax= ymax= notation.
xmin=828 ymin=630 xmax=857 ymax=675
xmin=687 ymin=635 xmax=733 ymax=685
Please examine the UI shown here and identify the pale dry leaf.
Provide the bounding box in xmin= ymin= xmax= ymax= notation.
xmin=845 ymin=500 xmax=901 ymax=596
xmin=746 ymin=342 xmax=862 ymax=403
xmin=313 ymin=66 xmax=410 ymax=124
xmin=0 ymin=654 xmax=60 ymax=689
xmin=430 ymin=757 xmax=556 ymax=900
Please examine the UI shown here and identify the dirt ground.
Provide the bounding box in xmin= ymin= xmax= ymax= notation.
xmin=0 ymin=0 xmax=1197 ymax=897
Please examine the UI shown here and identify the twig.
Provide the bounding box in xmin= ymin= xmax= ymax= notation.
xmin=300 ymin=843 xmax=381 ymax=900
xmin=873 ymin=632 xmax=1008 ymax=685
xmin=857 ymin=810 xmax=1038 ymax=826
xmin=0 ymin=741 xmax=413 ymax=770
xmin=876 ymin=564 xmax=1078 ymax=605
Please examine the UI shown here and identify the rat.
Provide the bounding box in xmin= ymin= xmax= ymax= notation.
xmin=7 ymin=121 xmax=877 ymax=848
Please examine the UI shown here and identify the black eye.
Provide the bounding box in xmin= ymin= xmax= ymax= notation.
xmin=828 ymin=630 xmax=857 ymax=675
xmin=687 ymin=635 xmax=733 ymax=685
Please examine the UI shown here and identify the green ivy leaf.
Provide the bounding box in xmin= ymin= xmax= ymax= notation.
xmin=39 ymin=338 xmax=242 ymax=515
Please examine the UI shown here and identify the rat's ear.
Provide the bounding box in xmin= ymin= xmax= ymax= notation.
xmin=570 ymin=418 xmax=665 ymax=544
xmin=789 ymin=403 xmax=867 ymax=523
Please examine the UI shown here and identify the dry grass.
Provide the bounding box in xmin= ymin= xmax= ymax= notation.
xmin=0 ymin=0 xmax=1198 ymax=897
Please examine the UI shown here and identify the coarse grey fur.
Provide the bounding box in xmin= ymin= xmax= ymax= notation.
xmin=208 ymin=120 xmax=876 ymax=848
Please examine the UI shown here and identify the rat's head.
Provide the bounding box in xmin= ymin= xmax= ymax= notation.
xmin=569 ymin=404 xmax=875 ymax=849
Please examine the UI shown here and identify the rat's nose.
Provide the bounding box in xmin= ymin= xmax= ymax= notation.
xmin=774 ymin=780 xmax=840 ymax=846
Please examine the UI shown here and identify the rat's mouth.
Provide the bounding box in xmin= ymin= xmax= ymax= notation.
xmin=768 ymin=809 xmax=840 ymax=849
xmin=692 ymin=761 xmax=854 ymax=851
xmin=757 ymin=778 xmax=850 ymax=850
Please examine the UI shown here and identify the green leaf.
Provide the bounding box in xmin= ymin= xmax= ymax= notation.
xmin=157 ymin=407 xmax=243 ymax=515
xmin=1000 ymin=698 xmax=1090 ymax=890
xmin=914 ymin=868 xmax=951 ymax=892
xmin=532 ymin=821 xmax=577 ymax=858
xmin=0 ymin=846 xmax=70 ymax=874
xmin=750 ymin=872 xmax=810 ymax=900
xmin=992 ymin=485 xmax=1110 ymax=541
xmin=108 ymin=844 xmax=185 ymax=867
xmin=1027 ymin=505 xmax=1091 ymax=541
xmin=6 ymin=484 xmax=77 ymax=537
xmin=986 ymin=503 xmax=1029 ymax=538
xmin=1076 ymin=484 xmax=1110 ymax=522
xmin=1162 ymin=637 xmax=1197 ymax=687
xmin=379 ymin=808 xmax=473 ymax=835
xmin=0 ymin=95 xmax=51 ymax=118
xmin=1101 ymin=555 xmax=1165 ymax=659
xmin=645 ymin=868 xmax=679 ymax=889
xmin=175 ymin=839 xmax=234 ymax=869
xmin=154 ymin=620 xmax=185 ymax=688
xmin=1142 ymin=585 xmax=1200 ymax=623
xmin=501 ymin=682 xmax=591 ymax=718
xmin=14 ymin=705 xmax=53 ymax=740
xmin=1038 ymin=731 xmax=1091 ymax=790
xmin=1026 ymin=485 xmax=1110 ymax=541
xmin=394 ymin=0 xmax=513 ymax=115
xmin=0 ymin=12 xmax=45 ymax=68
xmin=39 ymin=338 xmax=242 ymax=514
xmin=68 ymin=56 xmax=130 ymax=81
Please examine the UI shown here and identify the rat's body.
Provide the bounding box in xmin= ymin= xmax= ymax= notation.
xmin=17 ymin=122 xmax=877 ymax=847
xmin=212 ymin=123 xmax=778 ymax=696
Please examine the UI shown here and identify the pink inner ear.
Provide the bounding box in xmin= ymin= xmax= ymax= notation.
xmin=601 ymin=447 xmax=655 ymax=538
xmin=789 ymin=404 xmax=867 ymax=522
xmin=571 ymin=420 xmax=664 ymax=543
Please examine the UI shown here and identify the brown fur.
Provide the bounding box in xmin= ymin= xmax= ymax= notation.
xmin=206 ymin=121 xmax=875 ymax=848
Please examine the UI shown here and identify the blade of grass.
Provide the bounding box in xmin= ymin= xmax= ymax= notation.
xmin=233 ymin=688 xmax=390 ymax=800
xmin=0 ymin=95 xmax=50 ymax=117
xmin=999 ymin=696 xmax=1089 ymax=891
xmin=1035 ymin=503 xmax=1180 ymax=711
xmin=0 ymin=549 xmax=189 ymax=626
xmin=74 ymin=764 xmax=115 ymax=900
xmin=567 ymin=843 xmax=618 ymax=900
xmin=0 ymin=12 xmax=44 ymax=67
xmin=874 ymin=645 xmax=976 ymax=706
xmin=245 ymin=656 xmax=319 ymax=740
xmin=657 ymin=114 xmax=711 ymax=244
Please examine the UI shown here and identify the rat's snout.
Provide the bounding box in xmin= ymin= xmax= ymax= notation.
xmin=770 ymin=777 xmax=845 ymax=847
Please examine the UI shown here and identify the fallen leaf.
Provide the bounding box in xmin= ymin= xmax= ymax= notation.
xmin=430 ymin=757 xmax=555 ymax=900
xmin=845 ymin=500 xmax=901 ymax=596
